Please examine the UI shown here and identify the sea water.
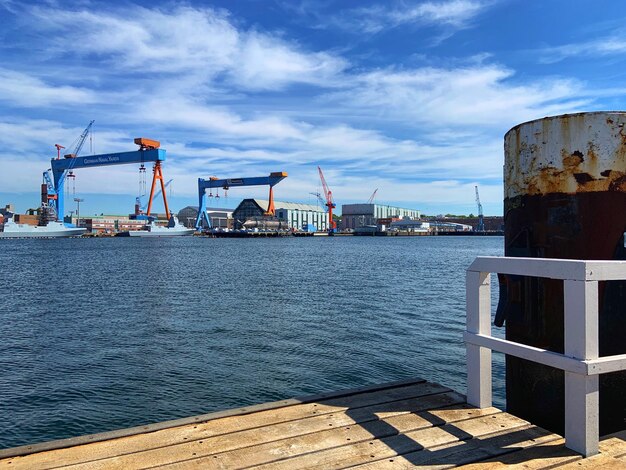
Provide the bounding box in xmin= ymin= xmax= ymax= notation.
xmin=0 ymin=235 xmax=503 ymax=449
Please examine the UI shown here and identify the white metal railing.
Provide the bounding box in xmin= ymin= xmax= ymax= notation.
xmin=465 ymin=256 xmax=626 ymax=457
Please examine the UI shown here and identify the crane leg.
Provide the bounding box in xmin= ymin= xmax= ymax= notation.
xmin=147 ymin=161 xmax=169 ymax=216
xmin=159 ymin=164 xmax=170 ymax=217
xmin=265 ymin=185 xmax=276 ymax=216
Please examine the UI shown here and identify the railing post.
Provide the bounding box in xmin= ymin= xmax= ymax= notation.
xmin=466 ymin=270 xmax=492 ymax=408
xmin=564 ymin=278 xmax=599 ymax=457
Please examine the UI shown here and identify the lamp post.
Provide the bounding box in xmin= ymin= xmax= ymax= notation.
xmin=74 ymin=198 xmax=84 ymax=227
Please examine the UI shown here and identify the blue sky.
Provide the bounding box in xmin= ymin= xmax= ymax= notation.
xmin=1 ymin=0 xmax=625 ymax=217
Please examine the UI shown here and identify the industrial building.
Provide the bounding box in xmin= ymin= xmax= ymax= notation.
xmin=81 ymin=217 xmax=146 ymax=233
xmin=432 ymin=216 xmax=503 ymax=232
xmin=388 ymin=219 xmax=431 ymax=232
xmin=177 ymin=206 xmax=233 ymax=229
xmin=341 ymin=204 xmax=421 ymax=230
xmin=232 ymin=199 xmax=328 ymax=231
xmin=426 ymin=220 xmax=472 ymax=232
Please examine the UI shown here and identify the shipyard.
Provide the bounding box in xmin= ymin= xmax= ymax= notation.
xmin=0 ymin=131 xmax=502 ymax=238
xmin=3 ymin=1 xmax=626 ymax=469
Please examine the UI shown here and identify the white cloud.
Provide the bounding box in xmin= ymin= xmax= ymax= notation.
xmin=399 ymin=0 xmax=487 ymax=27
xmin=0 ymin=2 xmax=615 ymax=217
xmin=540 ymin=34 xmax=626 ymax=63
xmin=26 ymin=4 xmax=347 ymax=91
xmin=333 ymin=0 xmax=489 ymax=34
xmin=234 ymin=32 xmax=346 ymax=90
xmin=325 ymin=64 xmax=590 ymax=129
xmin=0 ymin=69 xmax=99 ymax=107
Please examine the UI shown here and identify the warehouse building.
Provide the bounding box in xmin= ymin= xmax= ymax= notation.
xmin=177 ymin=206 xmax=234 ymax=229
xmin=341 ymin=204 xmax=421 ymax=230
xmin=232 ymin=199 xmax=328 ymax=231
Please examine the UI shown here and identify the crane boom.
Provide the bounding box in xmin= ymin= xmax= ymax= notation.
xmin=475 ymin=185 xmax=485 ymax=232
xmin=317 ymin=166 xmax=336 ymax=233
xmin=366 ymin=188 xmax=378 ymax=204
xmin=65 ymin=120 xmax=95 ymax=158
xmin=309 ymin=191 xmax=326 ymax=208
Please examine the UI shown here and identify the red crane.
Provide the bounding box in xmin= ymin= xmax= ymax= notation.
xmin=317 ymin=166 xmax=336 ymax=234
xmin=54 ymin=144 xmax=65 ymax=160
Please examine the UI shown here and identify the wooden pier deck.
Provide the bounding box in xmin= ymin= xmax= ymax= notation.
xmin=1 ymin=378 xmax=625 ymax=469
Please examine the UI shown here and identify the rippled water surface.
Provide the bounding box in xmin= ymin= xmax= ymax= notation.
xmin=0 ymin=236 xmax=503 ymax=449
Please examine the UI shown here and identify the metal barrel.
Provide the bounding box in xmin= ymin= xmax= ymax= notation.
xmin=500 ymin=112 xmax=626 ymax=436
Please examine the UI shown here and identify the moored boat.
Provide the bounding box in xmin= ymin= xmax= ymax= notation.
xmin=128 ymin=216 xmax=195 ymax=237
xmin=0 ymin=218 xmax=86 ymax=239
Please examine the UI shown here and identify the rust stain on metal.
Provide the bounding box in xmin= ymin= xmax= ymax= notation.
xmin=505 ymin=112 xmax=626 ymax=198
xmin=501 ymin=112 xmax=626 ymax=437
xmin=563 ymin=151 xmax=584 ymax=167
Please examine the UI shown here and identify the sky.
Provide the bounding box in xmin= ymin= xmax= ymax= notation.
xmin=1 ymin=0 xmax=626 ymax=217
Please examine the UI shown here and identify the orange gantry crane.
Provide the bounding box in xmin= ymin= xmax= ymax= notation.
xmin=317 ymin=166 xmax=336 ymax=234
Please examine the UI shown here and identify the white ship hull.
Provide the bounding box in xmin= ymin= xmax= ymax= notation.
xmin=127 ymin=216 xmax=195 ymax=237
xmin=0 ymin=221 xmax=86 ymax=239
xmin=128 ymin=228 xmax=195 ymax=237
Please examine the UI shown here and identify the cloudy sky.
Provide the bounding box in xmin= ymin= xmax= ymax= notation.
xmin=1 ymin=0 xmax=625 ymax=217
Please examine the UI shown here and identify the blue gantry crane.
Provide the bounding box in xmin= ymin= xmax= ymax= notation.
xmin=195 ymin=172 xmax=287 ymax=229
xmin=42 ymin=121 xmax=95 ymax=211
xmin=46 ymin=137 xmax=168 ymax=223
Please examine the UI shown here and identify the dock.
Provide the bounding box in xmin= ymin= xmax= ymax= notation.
xmin=1 ymin=377 xmax=625 ymax=469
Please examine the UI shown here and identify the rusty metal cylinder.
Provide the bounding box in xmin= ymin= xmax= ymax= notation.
xmin=500 ymin=112 xmax=626 ymax=436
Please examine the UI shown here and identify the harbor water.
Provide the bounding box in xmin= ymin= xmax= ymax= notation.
xmin=0 ymin=236 xmax=503 ymax=449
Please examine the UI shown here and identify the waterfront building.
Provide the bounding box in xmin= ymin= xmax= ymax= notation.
xmin=426 ymin=220 xmax=472 ymax=232
xmin=388 ymin=219 xmax=430 ymax=232
xmin=63 ymin=214 xmax=171 ymax=233
xmin=82 ymin=217 xmax=146 ymax=233
xmin=232 ymin=199 xmax=328 ymax=231
xmin=341 ymin=204 xmax=421 ymax=230
xmin=433 ymin=216 xmax=504 ymax=232
xmin=177 ymin=206 xmax=233 ymax=229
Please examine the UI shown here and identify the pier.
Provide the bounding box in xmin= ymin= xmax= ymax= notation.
xmin=2 ymin=377 xmax=626 ymax=469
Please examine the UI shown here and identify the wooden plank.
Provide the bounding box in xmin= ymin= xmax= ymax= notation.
xmin=552 ymin=454 xmax=626 ymax=469
xmin=54 ymin=392 xmax=471 ymax=470
xmin=464 ymin=333 xmax=587 ymax=375
xmin=564 ymin=279 xmax=599 ymax=458
xmin=586 ymin=354 xmax=626 ymax=375
xmin=245 ymin=412 xmax=534 ymax=470
xmin=597 ymin=430 xmax=626 ymax=459
xmin=0 ymin=381 xmax=446 ymax=470
xmin=451 ymin=438 xmax=581 ymax=469
xmin=468 ymin=256 xmax=589 ymax=281
xmin=466 ymin=270 xmax=493 ymax=409
xmin=467 ymin=257 xmax=626 ymax=282
xmin=155 ymin=409 xmax=517 ymax=469
xmin=0 ymin=377 xmax=426 ymax=461
xmin=453 ymin=431 xmax=626 ymax=470
xmin=353 ymin=426 xmax=562 ymax=469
